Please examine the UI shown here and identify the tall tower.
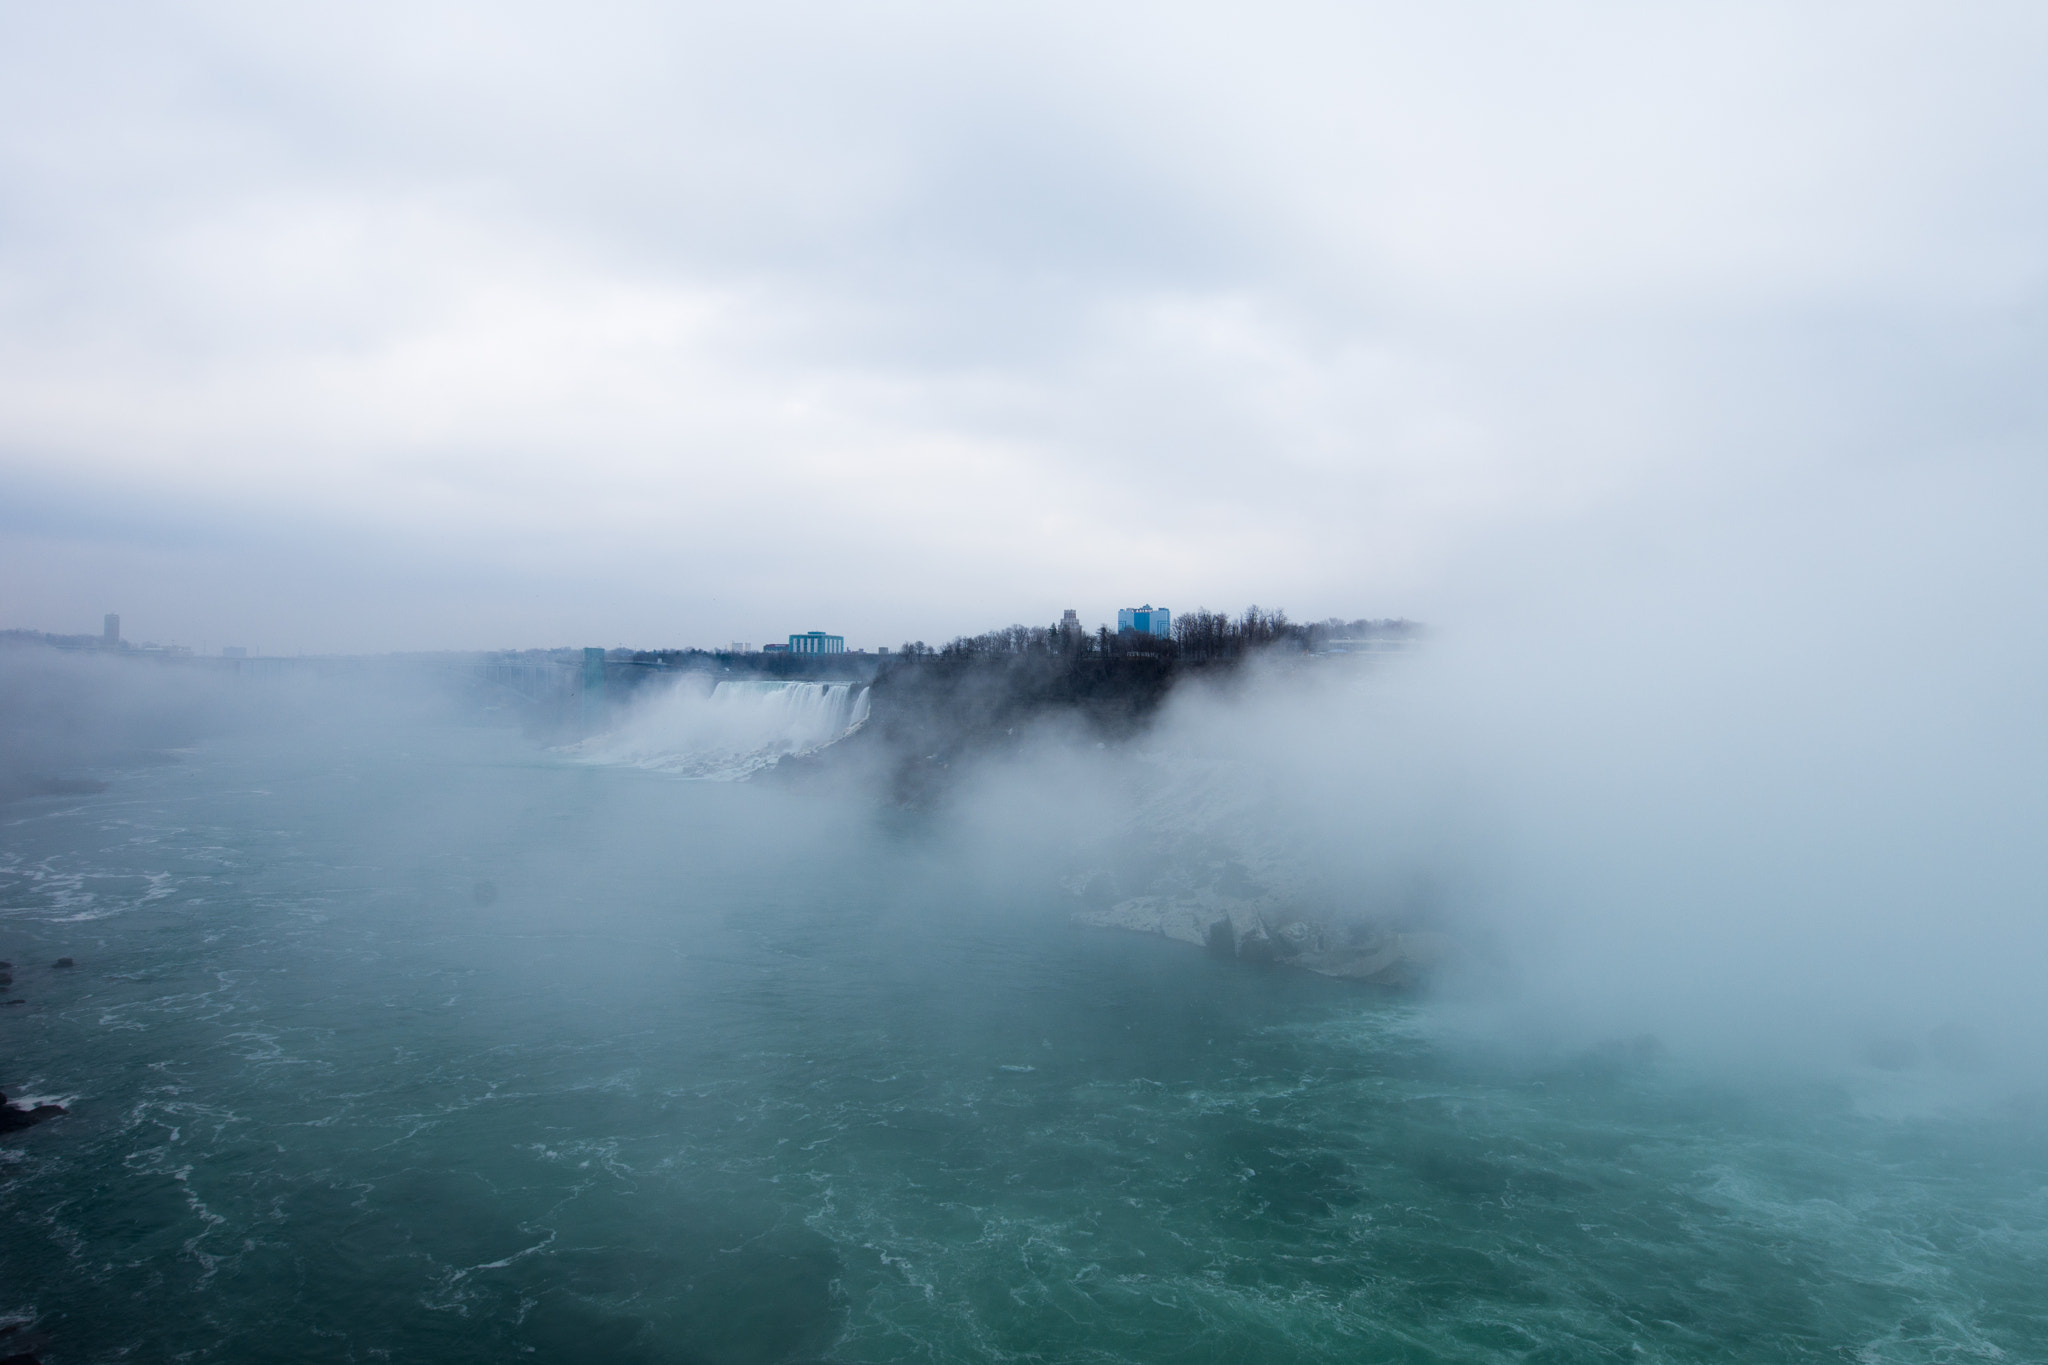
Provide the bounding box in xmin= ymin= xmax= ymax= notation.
xmin=102 ymin=614 xmax=120 ymax=647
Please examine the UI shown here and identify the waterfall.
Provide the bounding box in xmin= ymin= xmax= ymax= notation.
xmin=569 ymin=677 xmax=871 ymax=780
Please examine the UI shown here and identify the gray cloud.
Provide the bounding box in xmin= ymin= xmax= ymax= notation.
xmin=1 ymin=2 xmax=2044 ymax=649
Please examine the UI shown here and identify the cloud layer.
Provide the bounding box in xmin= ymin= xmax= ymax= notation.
xmin=2 ymin=2 xmax=2044 ymax=650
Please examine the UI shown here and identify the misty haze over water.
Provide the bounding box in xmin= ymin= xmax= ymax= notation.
xmin=1 ymin=620 xmax=2044 ymax=1361
xmin=5 ymin=2 xmax=2048 ymax=1361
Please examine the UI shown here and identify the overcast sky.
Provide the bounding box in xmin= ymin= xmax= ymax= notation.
xmin=2 ymin=2 xmax=2044 ymax=652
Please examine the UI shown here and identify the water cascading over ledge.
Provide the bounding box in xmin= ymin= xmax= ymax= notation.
xmin=568 ymin=678 xmax=870 ymax=780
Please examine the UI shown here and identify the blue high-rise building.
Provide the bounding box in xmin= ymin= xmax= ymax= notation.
xmin=1117 ymin=605 xmax=1171 ymax=638
xmin=789 ymin=632 xmax=845 ymax=655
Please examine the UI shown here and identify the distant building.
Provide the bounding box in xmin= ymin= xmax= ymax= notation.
xmin=762 ymin=643 xmax=790 ymax=653
xmin=729 ymin=642 xmax=753 ymax=654
xmin=788 ymin=631 xmax=845 ymax=655
xmin=222 ymin=646 xmax=248 ymax=658
xmin=1117 ymin=605 xmax=1171 ymax=638
xmin=102 ymin=613 xmax=120 ymax=647
xmin=1061 ymin=609 xmax=1080 ymax=634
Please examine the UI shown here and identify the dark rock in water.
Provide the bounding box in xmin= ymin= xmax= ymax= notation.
xmin=1078 ymin=895 xmax=1459 ymax=988
xmin=0 ymin=1092 xmax=67 ymax=1132
xmin=50 ymin=958 xmax=73 ymax=969
xmin=1205 ymin=918 xmax=1235 ymax=956
xmin=471 ymin=879 xmax=499 ymax=907
xmin=1233 ymin=922 xmax=1279 ymax=964
xmin=1282 ymin=926 xmax=1460 ymax=988
xmin=0 ymin=1317 xmax=51 ymax=1364
xmin=0 ymin=961 xmax=11 ymax=969
xmin=0 ymin=973 xmax=11 ymax=988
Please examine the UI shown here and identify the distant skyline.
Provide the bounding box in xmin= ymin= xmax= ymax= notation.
xmin=3 ymin=3 xmax=2045 ymax=652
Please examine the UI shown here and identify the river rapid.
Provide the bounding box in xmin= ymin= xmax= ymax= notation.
xmin=2 ymin=707 xmax=2043 ymax=1363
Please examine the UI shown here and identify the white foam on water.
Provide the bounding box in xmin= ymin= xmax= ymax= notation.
xmin=568 ymin=677 xmax=871 ymax=780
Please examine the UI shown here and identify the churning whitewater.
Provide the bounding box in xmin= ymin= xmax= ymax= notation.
xmin=569 ymin=679 xmax=870 ymax=780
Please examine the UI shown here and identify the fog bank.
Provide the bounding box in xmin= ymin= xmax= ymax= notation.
xmin=926 ymin=447 xmax=2048 ymax=1086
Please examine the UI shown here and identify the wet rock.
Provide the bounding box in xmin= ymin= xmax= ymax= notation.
xmin=1076 ymin=894 xmax=1459 ymax=988
xmin=1274 ymin=918 xmax=1321 ymax=953
xmin=1075 ymin=896 xmax=1225 ymax=950
xmin=1296 ymin=937 xmax=1405 ymax=982
xmin=1205 ymin=917 xmax=1235 ymax=956
xmin=0 ymin=1317 xmax=51 ymax=1364
xmin=50 ymin=958 xmax=73 ymax=969
xmin=0 ymin=1092 xmax=66 ymax=1132
xmin=1234 ymin=921 xmax=1278 ymax=963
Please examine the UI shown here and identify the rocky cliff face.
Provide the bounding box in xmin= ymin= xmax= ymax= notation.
xmin=1072 ymin=894 xmax=1458 ymax=987
xmin=1064 ymin=749 xmax=1459 ymax=987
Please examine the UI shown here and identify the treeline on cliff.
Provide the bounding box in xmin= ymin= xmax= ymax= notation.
xmin=852 ymin=609 xmax=1417 ymax=790
xmin=893 ymin=608 xmax=1418 ymax=667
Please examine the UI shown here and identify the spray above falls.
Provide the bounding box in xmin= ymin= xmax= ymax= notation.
xmin=570 ymin=678 xmax=870 ymax=780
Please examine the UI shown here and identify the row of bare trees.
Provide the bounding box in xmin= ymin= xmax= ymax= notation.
xmin=895 ymin=607 xmax=1352 ymax=668
xmin=1170 ymin=607 xmax=1301 ymax=661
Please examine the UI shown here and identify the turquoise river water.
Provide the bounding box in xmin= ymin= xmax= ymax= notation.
xmin=1 ymin=711 xmax=2043 ymax=1362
